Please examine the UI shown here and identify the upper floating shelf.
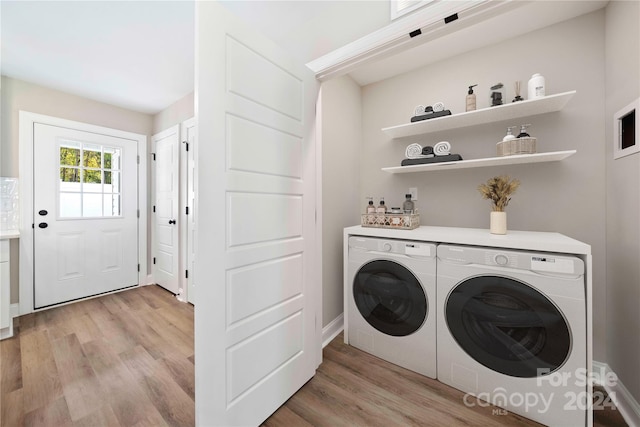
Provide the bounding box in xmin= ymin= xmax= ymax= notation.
xmin=382 ymin=91 xmax=576 ymax=139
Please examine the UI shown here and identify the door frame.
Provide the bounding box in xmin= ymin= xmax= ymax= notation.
xmin=18 ymin=111 xmax=148 ymax=315
xmin=180 ymin=117 xmax=196 ymax=304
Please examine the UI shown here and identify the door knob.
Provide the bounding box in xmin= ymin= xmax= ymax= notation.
xmin=169 ymin=219 xmax=176 ymax=225
xmin=38 ymin=223 xmax=48 ymax=229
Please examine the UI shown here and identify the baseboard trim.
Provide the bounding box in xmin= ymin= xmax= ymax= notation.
xmin=593 ymin=360 xmax=640 ymax=427
xmin=322 ymin=313 xmax=344 ymax=348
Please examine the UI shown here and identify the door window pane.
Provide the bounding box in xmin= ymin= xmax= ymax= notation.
xmin=60 ymin=193 xmax=82 ymax=217
xmin=104 ymin=194 xmax=121 ymax=216
xmin=60 ymin=145 xmax=81 ymax=166
xmin=104 ymin=171 xmax=120 ymax=193
xmin=60 ymin=168 xmax=81 ymax=188
xmin=83 ymin=144 xmax=102 ymax=168
xmin=104 ymin=147 xmax=121 ymax=170
xmin=82 ymin=193 xmax=103 ymax=217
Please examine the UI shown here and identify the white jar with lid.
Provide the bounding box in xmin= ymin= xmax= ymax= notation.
xmin=528 ymin=73 xmax=545 ymax=99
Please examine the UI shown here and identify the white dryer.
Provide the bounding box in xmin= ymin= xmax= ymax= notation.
xmin=347 ymin=236 xmax=437 ymax=378
xmin=437 ymin=244 xmax=588 ymax=426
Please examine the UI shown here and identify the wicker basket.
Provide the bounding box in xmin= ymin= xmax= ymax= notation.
xmin=361 ymin=212 xmax=420 ymax=230
xmin=497 ymin=137 xmax=537 ymax=156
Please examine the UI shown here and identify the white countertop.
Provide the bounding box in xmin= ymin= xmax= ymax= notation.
xmin=0 ymin=230 xmax=20 ymax=240
xmin=344 ymin=225 xmax=591 ymax=255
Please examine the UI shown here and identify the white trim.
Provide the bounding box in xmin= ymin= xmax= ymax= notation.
xmin=613 ymin=97 xmax=640 ymax=160
xmin=10 ymin=303 xmax=19 ymax=319
xmin=146 ymin=274 xmax=154 ymax=285
xmin=306 ymin=0 xmax=520 ymax=81
xmin=322 ymin=313 xmax=344 ymax=349
xmin=315 ymin=88 xmax=324 ymax=366
xmin=18 ymin=111 xmax=147 ymax=315
xmin=181 ymin=117 xmax=196 ymax=305
xmin=592 ymin=361 xmax=640 ymax=427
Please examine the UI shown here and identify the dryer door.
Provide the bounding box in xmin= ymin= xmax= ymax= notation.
xmin=353 ymin=260 xmax=427 ymax=337
xmin=445 ymin=275 xmax=571 ymax=378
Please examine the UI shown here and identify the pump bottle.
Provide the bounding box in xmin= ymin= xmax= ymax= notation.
xmin=377 ymin=198 xmax=387 ymax=214
xmin=466 ymin=84 xmax=478 ymax=112
xmin=366 ymin=197 xmax=375 ymax=214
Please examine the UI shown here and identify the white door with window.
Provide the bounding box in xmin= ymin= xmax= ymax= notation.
xmin=196 ymin=3 xmax=319 ymax=425
xmin=152 ymin=125 xmax=180 ymax=294
xmin=33 ymin=123 xmax=139 ymax=308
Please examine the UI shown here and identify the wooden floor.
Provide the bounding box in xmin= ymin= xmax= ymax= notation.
xmin=1 ymin=285 xmax=628 ymax=426
xmin=1 ymin=285 xmax=194 ymax=427
xmin=265 ymin=334 xmax=628 ymax=427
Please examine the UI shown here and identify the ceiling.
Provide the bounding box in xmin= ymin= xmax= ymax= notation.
xmin=0 ymin=1 xmax=608 ymax=115
xmin=0 ymin=0 xmax=389 ymax=115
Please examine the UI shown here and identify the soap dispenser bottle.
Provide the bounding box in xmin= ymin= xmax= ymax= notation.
xmin=466 ymin=84 xmax=477 ymax=112
xmin=503 ymin=126 xmax=516 ymax=141
xmin=403 ymin=194 xmax=415 ymax=214
xmin=366 ymin=197 xmax=375 ymax=214
xmin=377 ymin=198 xmax=387 ymax=214
xmin=517 ymin=124 xmax=531 ymax=138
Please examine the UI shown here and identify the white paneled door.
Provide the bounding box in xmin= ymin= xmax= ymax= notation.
xmin=33 ymin=123 xmax=139 ymax=308
xmin=152 ymin=125 xmax=180 ymax=294
xmin=195 ymin=2 xmax=319 ymax=426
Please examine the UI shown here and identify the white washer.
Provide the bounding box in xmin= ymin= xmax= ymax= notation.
xmin=346 ymin=236 xmax=437 ymax=378
xmin=437 ymin=244 xmax=587 ymax=426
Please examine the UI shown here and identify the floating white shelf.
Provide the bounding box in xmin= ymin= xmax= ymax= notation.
xmin=381 ymin=150 xmax=577 ymax=174
xmin=382 ymin=91 xmax=577 ymax=139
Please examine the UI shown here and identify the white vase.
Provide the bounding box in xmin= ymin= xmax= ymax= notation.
xmin=490 ymin=211 xmax=507 ymax=235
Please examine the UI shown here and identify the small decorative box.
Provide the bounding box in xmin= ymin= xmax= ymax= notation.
xmin=361 ymin=213 xmax=420 ymax=230
xmin=497 ymin=137 xmax=537 ymax=157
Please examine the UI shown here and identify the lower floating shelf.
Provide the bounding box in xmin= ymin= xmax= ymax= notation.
xmin=381 ymin=150 xmax=577 ymax=174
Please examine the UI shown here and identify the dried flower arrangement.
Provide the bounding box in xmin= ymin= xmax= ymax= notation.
xmin=478 ymin=175 xmax=520 ymax=212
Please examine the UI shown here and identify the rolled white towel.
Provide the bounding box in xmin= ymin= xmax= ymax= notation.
xmin=405 ymin=143 xmax=424 ymax=159
xmin=434 ymin=141 xmax=451 ymax=156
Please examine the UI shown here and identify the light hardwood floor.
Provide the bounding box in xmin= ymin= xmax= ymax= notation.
xmin=1 ymin=286 xmax=628 ymax=426
xmin=1 ymin=285 xmax=194 ymax=427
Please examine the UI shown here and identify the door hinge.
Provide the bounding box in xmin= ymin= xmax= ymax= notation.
xmin=137 ymin=264 xmax=140 ymax=272
xmin=185 ymin=270 xmax=189 ymax=279
xmin=32 ymin=223 xmax=34 ymax=229
xmin=153 ymin=205 xmax=156 ymax=213
xmin=183 ymin=140 xmax=189 ymax=152
xmin=137 ymin=155 xmax=140 ymax=164
xmin=151 ymin=153 xmax=156 ymax=161
xmin=185 ymin=206 xmax=189 ymax=215
xmin=153 ymin=257 xmax=156 ymax=265
xmin=137 ymin=209 xmax=140 ymax=218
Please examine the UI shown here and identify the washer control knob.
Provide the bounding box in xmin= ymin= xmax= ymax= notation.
xmin=382 ymin=243 xmax=392 ymax=252
xmin=494 ymin=254 xmax=509 ymax=265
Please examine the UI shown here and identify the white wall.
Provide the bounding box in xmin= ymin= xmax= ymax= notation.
xmin=321 ymin=75 xmax=362 ymax=327
xmin=152 ymin=92 xmax=194 ymax=134
xmin=605 ymin=0 xmax=640 ymax=403
xmin=359 ymin=10 xmax=608 ymax=360
xmin=0 ymin=76 xmax=153 ymax=303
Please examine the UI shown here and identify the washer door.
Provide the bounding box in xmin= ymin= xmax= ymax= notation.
xmin=353 ymin=260 xmax=427 ymax=337
xmin=446 ymin=275 xmax=571 ymax=378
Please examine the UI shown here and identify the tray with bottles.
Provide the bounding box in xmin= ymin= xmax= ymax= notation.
xmin=361 ymin=212 xmax=420 ymax=230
